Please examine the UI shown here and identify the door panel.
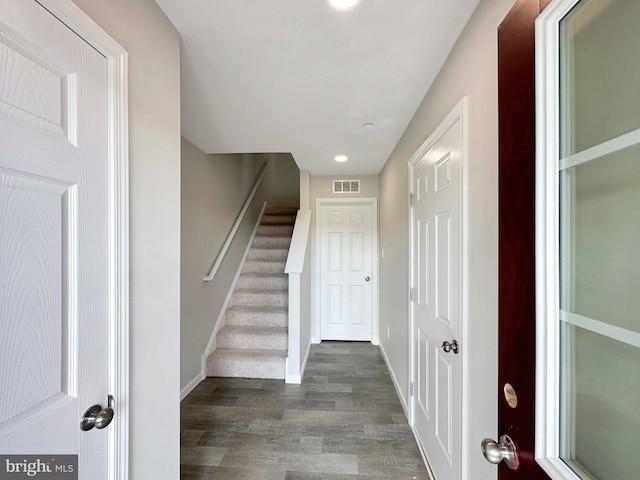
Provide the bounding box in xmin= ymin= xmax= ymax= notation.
xmin=497 ymin=0 xmax=549 ymax=477
xmin=411 ymin=109 xmax=462 ymax=480
xmin=0 ymin=0 xmax=110 ymax=476
xmin=320 ymin=202 xmax=374 ymax=341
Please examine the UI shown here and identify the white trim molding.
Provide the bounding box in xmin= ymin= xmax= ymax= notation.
xmin=36 ymin=1 xmax=130 ymax=479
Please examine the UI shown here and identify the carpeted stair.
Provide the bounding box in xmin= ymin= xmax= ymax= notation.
xmin=206 ymin=206 xmax=298 ymax=379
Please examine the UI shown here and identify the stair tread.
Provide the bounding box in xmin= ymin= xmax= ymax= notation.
xmin=226 ymin=305 xmax=287 ymax=313
xmin=234 ymin=287 xmax=287 ymax=293
xmin=210 ymin=348 xmax=287 ymax=356
xmin=220 ymin=325 xmax=288 ymax=335
xmin=240 ymin=272 xmax=287 ymax=277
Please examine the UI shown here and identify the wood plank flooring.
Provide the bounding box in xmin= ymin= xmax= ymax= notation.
xmin=181 ymin=341 xmax=432 ymax=479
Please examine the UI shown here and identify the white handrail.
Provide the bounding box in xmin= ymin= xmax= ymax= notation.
xmin=203 ymin=160 xmax=269 ymax=282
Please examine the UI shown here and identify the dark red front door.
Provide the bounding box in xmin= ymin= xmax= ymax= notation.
xmin=497 ymin=0 xmax=551 ymax=478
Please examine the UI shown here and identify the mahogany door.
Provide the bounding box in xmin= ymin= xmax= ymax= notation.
xmin=495 ymin=0 xmax=551 ymax=478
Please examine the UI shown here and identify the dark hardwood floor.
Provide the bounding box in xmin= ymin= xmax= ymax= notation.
xmin=181 ymin=341 xmax=431 ymax=479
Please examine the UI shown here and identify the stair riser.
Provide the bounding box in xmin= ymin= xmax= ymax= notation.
xmin=257 ymin=225 xmax=294 ymax=237
xmin=242 ymin=261 xmax=285 ymax=274
xmin=253 ymin=236 xmax=291 ymax=248
xmin=232 ymin=291 xmax=287 ymax=307
xmin=208 ymin=359 xmax=285 ymax=379
xmin=261 ymin=215 xmax=296 ymax=225
xmin=265 ymin=207 xmax=298 ymax=216
xmin=247 ymin=248 xmax=288 ymax=261
xmin=217 ymin=333 xmax=288 ymax=350
xmin=236 ymin=275 xmax=288 ymax=290
xmin=225 ymin=309 xmax=288 ymax=327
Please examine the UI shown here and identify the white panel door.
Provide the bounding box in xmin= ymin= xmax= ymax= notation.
xmin=320 ymin=202 xmax=374 ymax=341
xmin=411 ymin=113 xmax=462 ymax=480
xmin=0 ymin=0 xmax=110 ymax=476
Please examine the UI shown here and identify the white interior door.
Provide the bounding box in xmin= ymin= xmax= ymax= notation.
xmin=319 ymin=200 xmax=375 ymax=341
xmin=410 ymin=109 xmax=463 ymax=480
xmin=0 ymin=0 xmax=111 ymax=476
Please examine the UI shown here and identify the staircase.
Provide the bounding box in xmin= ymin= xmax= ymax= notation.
xmin=206 ymin=206 xmax=298 ymax=379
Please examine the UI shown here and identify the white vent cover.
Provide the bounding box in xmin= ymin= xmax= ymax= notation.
xmin=333 ymin=179 xmax=360 ymax=193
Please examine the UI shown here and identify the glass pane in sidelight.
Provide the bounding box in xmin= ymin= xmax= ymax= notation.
xmin=560 ymin=323 xmax=640 ymax=479
xmin=560 ymin=0 xmax=640 ymax=157
xmin=559 ymin=142 xmax=640 ymax=334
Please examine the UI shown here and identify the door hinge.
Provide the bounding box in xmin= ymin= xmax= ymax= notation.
xmin=410 ymin=382 xmax=415 ymax=396
xmin=410 ymin=287 xmax=415 ymax=302
xmin=410 ymin=193 xmax=415 ymax=207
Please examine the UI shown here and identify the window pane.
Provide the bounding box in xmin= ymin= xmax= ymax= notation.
xmin=560 ymin=323 xmax=640 ymax=479
xmin=560 ymin=143 xmax=640 ymax=333
xmin=560 ymin=0 xmax=640 ymax=157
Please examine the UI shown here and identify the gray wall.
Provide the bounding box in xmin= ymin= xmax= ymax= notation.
xmin=378 ymin=0 xmax=515 ymax=478
xmin=181 ymin=139 xmax=264 ymax=388
xmin=180 ymin=148 xmax=299 ymax=391
xmin=70 ymin=0 xmax=181 ymax=477
xmin=262 ymin=153 xmax=301 ymax=208
xmin=309 ymin=175 xmax=379 ymax=342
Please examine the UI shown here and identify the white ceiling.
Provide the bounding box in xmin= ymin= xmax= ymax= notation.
xmin=155 ymin=0 xmax=480 ymax=175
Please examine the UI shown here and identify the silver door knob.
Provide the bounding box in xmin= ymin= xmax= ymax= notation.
xmin=80 ymin=395 xmax=115 ymax=431
xmin=365 ymin=276 xmax=370 ymax=282
xmin=481 ymin=435 xmax=519 ymax=470
xmin=441 ymin=340 xmax=459 ymax=354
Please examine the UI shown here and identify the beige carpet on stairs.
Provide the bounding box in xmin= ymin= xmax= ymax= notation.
xmin=206 ymin=206 xmax=297 ymax=379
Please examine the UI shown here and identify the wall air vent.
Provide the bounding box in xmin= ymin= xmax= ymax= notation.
xmin=333 ymin=179 xmax=360 ymax=194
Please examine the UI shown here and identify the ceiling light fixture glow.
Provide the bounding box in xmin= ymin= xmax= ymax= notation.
xmin=363 ymin=123 xmax=375 ymax=129
xmin=335 ymin=155 xmax=348 ymax=162
xmin=327 ymin=0 xmax=362 ymax=11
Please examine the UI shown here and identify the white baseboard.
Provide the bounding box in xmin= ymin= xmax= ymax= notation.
xmin=285 ymin=340 xmax=312 ymax=384
xmin=379 ymin=343 xmax=409 ymax=420
xmin=180 ymin=368 xmax=205 ymax=401
xmin=300 ymin=340 xmax=311 ymax=378
xmin=410 ymin=425 xmax=436 ymax=480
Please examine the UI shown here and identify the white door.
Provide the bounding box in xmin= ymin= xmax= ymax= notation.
xmin=0 ymin=0 xmax=111 ymax=476
xmin=319 ymin=200 xmax=375 ymax=341
xmin=410 ymin=107 xmax=463 ymax=480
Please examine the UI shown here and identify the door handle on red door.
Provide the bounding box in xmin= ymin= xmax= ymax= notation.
xmin=481 ymin=435 xmax=519 ymax=470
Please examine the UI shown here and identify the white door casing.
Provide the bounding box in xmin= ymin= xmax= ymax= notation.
xmin=409 ymin=100 xmax=466 ymax=480
xmin=0 ymin=0 xmax=128 ymax=478
xmin=317 ymin=198 xmax=378 ymax=342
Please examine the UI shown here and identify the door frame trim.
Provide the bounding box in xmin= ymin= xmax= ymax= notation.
xmin=315 ymin=197 xmax=379 ymax=345
xmin=36 ymin=1 xmax=130 ymax=479
xmin=407 ymin=98 xmax=468 ymax=463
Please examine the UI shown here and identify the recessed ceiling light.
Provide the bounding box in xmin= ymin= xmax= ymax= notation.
xmin=363 ymin=123 xmax=375 ymax=129
xmin=335 ymin=155 xmax=348 ymax=162
xmin=327 ymin=0 xmax=362 ymax=11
